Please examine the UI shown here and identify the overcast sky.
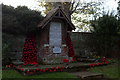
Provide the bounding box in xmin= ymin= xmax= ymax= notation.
xmin=0 ymin=0 xmax=119 ymax=13
xmin=0 ymin=0 xmax=119 ymax=32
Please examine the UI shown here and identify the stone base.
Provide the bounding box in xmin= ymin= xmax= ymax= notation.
xmin=37 ymin=53 xmax=73 ymax=64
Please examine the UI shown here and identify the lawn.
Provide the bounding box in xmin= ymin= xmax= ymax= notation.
xmin=2 ymin=58 xmax=119 ymax=80
xmin=2 ymin=70 xmax=78 ymax=79
xmin=88 ymin=63 xmax=119 ymax=79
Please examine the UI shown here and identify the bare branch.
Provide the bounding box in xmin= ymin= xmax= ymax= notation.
xmin=70 ymin=2 xmax=75 ymax=12
xmin=71 ymin=2 xmax=80 ymax=14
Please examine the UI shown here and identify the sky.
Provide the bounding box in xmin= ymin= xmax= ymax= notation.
xmin=0 ymin=0 xmax=119 ymax=32
xmin=0 ymin=0 xmax=41 ymax=10
xmin=0 ymin=0 xmax=119 ymax=13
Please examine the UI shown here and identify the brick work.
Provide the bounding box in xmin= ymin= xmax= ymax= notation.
xmin=37 ymin=44 xmax=70 ymax=64
xmin=36 ymin=18 xmax=72 ymax=64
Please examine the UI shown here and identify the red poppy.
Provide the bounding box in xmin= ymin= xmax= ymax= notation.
xmin=54 ymin=69 xmax=56 ymax=72
xmin=105 ymin=59 xmax=108 ymax=61
xmin=105 ymin=61 xmax=109 ymax=64
xmin=13 ymin=65 xmax=15 ymax=68
xmin=19 ymin=65 xmax=21 ymax=68
xmin=89 ymin=64 xmax=91 ymax=67
xmin=37 ymin=69 xmax=39 ymax=71
xmin=43 ymin=69 xmax=46 ymax=72
xmin=40 ymin=69 xmax=42 ymax=71
xmin=31 ymin=62 xmax=38 ymax=65
xmin=103 ymin=58 xmax=105 ymax=61
xmin=21 ymin=68 xmax=23 ymax=71
xmin=18 ymin=68 xmax=20 ymax=70
xmin=52 ymin=67 xmax=54 ymax=69
xmin=58 ymin=66 xmax=60 ymax=69
xmin=61 ymin=69 xmax=63 ymax=71
xmin=63 ymin=59 xmax=69 ymax=63
xmin=46 ymin=68 xmax=49 ymax=70
xmin=62 ymin=67 xmax=64 ymax=69
xmin=72 ymin=57 xmax=76 ymax=62
xmin=97 ymin=63 xmax=99 ymax=66
xmin=10 ymin=64 xmax=12 ymax=66
xmin=93 ymin=64 xmax=94 ymax=67
xmin=23 ymin=64 xmax=26 ymax=66
xmin=6 ymin=65 xmax=9 ymax=68
xmin=31 ymin=72 xmax=33 ymax=74
xmin=33 ymin=70 xmax=36 ymax=72
xmin=49 ymin=69 xmax=52 ymax=72
xmin=36 ymin=65 xmax=39 ymax=67
xmin=55 ymin=67 xmax=57 ymax=69
xmin=27 ymin=71 xmax=29 ymax=73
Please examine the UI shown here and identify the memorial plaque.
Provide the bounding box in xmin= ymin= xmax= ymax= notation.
xmin=53 ymin=46 xmax=61 ymax=53
xmin=49 ymin=22 xmax=62 ymax=46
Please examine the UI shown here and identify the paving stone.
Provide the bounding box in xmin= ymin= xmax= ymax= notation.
xmin=70 ymin=71 xmax=104 ymax=79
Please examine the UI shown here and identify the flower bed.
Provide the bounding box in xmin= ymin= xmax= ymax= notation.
xmin=5 ymin=57 xmax=112 ymax=75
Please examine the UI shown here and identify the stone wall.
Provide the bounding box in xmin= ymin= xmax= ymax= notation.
xmin=12 ymin=35 xmax=26 ymax=61
xmin=70 ymin=32 xmax=96 ymax=57
xmin=4 ymin=32 xmax=95 ymax=62
xmin=4 ymin=32 xmax=119 ymax=63
xmin=70 ymin=32 xmax=120 ymax=58
xmin=2 ymin=33 xmax=26 ymax=61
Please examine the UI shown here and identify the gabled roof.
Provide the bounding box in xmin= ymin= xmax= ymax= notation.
xmin=38 ymin=7 xmax=75 ymax=30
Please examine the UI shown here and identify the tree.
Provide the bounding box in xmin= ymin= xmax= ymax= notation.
xmin=2 ymin=4 xmax=44 ymax=65
xmin=2 ymin=4 xmax=44 ymax=35
xmin=37 ymin=0 xmax=103 ymax=31
xmin=2 ymin=33 xmax=14 ymax=65
xmin=90 ymin=13 xmax=119 ymax=57
xmin=117 ymin=1 xmax=120 ymax=20
xmin=117 ymin=1 xmax=120 ymax=32
xmin=39 ymin=2 xmax=80 ymax=20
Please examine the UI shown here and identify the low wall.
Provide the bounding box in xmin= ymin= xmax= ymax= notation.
xmin=3 ymin=32 xmax=96 ymax=59
xmin=70 ymin=32 xmax=120 ymax=58
xmin=2 ymin=33 xmax=26 ymax=61
xmin=3 ymin=32 xmax=119 ymax=61
xmin=70 ymin=32 xmax=96 ymax=57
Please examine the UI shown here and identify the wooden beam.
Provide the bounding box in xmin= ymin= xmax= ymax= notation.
xmin=53 ymin=16 xmax=65 ymax=19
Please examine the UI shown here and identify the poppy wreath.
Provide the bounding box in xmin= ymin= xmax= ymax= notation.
xmin=66 ymin=32 xmax=76 ymax=62
xmin=22 ymin=32 xmax=38 ymax=64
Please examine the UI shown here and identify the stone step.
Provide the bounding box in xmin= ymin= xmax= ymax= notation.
xmin=70 ymin=71 xmax=104 ymax=79
xmin=10 ymin=57 xmax=17 ymax=60
xmin=12 ymin=62 xmax=109 ymax=76
xmin=76 ymin=58 xmax=96 ymax=63
xmin=12 ymin=61 xmax=24 ymax=65
xmin=76 ymin=56 xmax=88 ymax=58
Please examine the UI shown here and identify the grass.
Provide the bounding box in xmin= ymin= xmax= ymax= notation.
xmin=88 ymin=63 xmax=119 ymax=79
xmin=0 ymin=71 xmax=1 ymax=79
xmin=2 ymin=58 xmax=119 ymax=80
xmin=2 ymin=70 xmax=78 ymax=79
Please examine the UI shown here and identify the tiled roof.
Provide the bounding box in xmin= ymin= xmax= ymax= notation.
xmin=38 ymin=7 xmax=75 ymax=30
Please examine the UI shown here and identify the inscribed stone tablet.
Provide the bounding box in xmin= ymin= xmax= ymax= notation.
xmin=53 ymin=46 xmax=61 ymax=53
xmin=49 ymin=22 xmax=62 ymax=46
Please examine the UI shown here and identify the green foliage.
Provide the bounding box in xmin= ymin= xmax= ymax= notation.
xmin=2 ymin=4 xmax=44 ymax=65
xmin=91 ymin=14 xmax=119 ymax=34
xmin=108 ymin=58 xmax=118 ymax=64
xmin=2 ymin=71 xmax=78 ymax=78
xmin=38 ymin=1 xmax=103 ymax=32
xmin=2 ymin=4 xmax=44 ymax=35
xmin=88 ymin=63 xmax=119 ymax=78
xmin=90 ymin=13 xmax=119 ymax=57
xmin=2 ymin=33 xmax=15 ymax=65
